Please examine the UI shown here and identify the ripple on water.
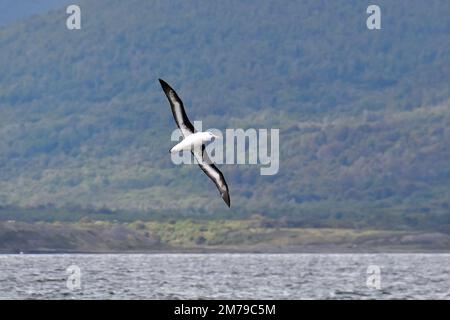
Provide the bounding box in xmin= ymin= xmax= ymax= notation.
xmin=0 ymin=254 xmax=448 ymax=299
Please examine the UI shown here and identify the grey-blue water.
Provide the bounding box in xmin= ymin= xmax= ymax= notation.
xmin=0 ymin=254 xmax=449 ymax=299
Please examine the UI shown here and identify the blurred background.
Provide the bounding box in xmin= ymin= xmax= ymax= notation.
xmin=0 ymin=0 xmax=449 ymax=252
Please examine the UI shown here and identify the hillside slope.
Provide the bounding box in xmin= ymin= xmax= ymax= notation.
xmin=0 ymin=0 xmax=71 ymax=27
xmin=0 ymin=0 xmax=449 ymax=231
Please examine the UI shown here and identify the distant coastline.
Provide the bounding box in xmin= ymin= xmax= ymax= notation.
xmin=1 ymin=219 xmax=449 ymax=254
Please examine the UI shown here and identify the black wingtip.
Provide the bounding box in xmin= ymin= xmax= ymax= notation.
xmin=159 ymin=79 xmax=170 ymax=90
xmin=222 ymin=192 xmax=231 ymax=208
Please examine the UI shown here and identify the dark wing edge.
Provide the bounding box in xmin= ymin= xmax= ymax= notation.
xmin=192 ymin=148 xmax=231 ymax=208
xmin=200 ymin=162 xmax=231 ymax=208
xmin=158 ymin=79 xmax=195 ymax=136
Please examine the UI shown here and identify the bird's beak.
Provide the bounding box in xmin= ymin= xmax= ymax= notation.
xmin=212 ymin=134 xmax=222 ymax=139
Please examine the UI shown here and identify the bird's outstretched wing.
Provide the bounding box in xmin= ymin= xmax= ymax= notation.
xmin=192 ymin=146 xmax=231 ymax=208
xmin=159 ymin=79 xmax=230 ymax=208
xmin=159 ymin=79 xmax=195 ymax=137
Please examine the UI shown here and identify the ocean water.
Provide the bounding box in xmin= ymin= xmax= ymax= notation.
xmin=0 ymin=254 xmax=448 ymax=299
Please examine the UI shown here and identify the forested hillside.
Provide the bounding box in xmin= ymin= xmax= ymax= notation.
xmin=0 ymin=0 xmax=449 ymax=232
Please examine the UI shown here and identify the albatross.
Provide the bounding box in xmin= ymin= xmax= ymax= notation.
xmin=159 ymin=79 xmax=231 ymax=208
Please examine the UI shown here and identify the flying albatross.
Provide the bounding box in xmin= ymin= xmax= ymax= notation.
xmin=159 ymin=79 xmax=231 ymax=207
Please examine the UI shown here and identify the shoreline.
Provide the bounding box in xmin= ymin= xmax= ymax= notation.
xmin=1 ymin=220 xmax=449 ymax=254
xmin=2 ymin=246 xmax=450 ymax=255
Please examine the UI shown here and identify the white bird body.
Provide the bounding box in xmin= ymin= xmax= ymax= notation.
xmin=170 ymin=132 xmax=215 ymax=153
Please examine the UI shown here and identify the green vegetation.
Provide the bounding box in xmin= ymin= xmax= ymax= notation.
xmin=142 ymin=218 xmax=402 ymax=248
xmin=1 ymin=217 xmax=449 ymax=253
xmin=0 ymin=1 xmax=449 ymax=233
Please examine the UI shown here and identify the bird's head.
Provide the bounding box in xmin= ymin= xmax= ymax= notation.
xmin=206 ymin=131 xmax=222 ymax=141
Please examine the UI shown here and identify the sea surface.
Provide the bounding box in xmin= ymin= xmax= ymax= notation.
xmin=0 ymin=254 xmax=448 ymax=299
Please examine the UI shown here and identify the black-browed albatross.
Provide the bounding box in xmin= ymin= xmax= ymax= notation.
xmin=159 ymin=79 xmax=231 ymax=208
